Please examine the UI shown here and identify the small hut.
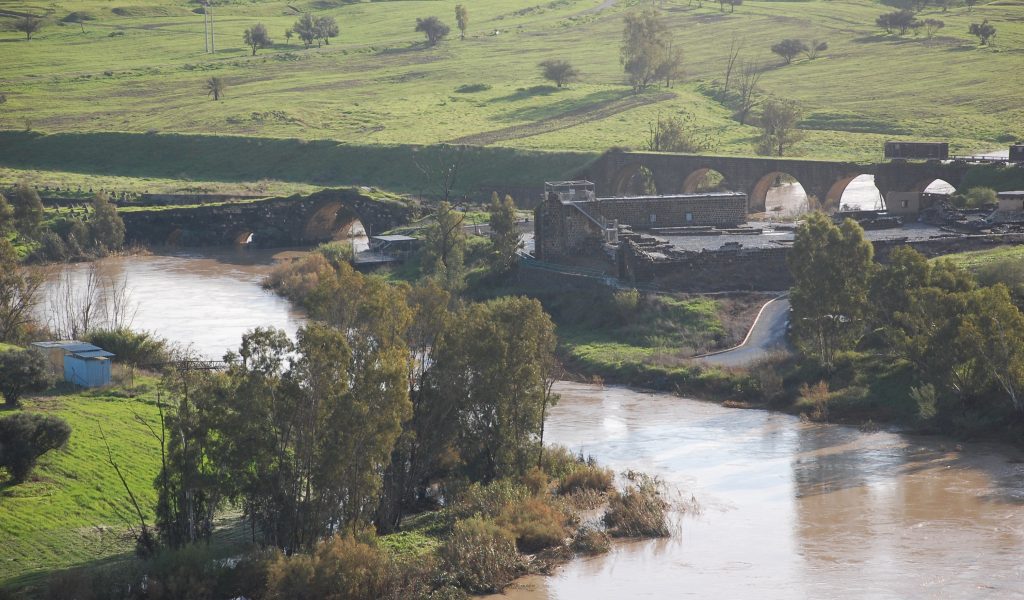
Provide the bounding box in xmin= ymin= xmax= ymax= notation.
xmin=31 ymin=341 xmax=115 ymax=388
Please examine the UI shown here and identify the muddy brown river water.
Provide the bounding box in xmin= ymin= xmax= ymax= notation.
xmin=39 ymin=251 xmax=1024 ymax=599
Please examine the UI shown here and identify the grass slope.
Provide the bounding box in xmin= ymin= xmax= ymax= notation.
xmin=0 ymin=380 xmax=163 ymax=591
xmin=0 ymin=0 xmax=1021 ymax=180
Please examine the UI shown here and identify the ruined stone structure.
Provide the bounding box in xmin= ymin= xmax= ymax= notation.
xmin=534 ymin=181 xmax=747 ymax=259
xmin=578 ymin=150 xmax=976 ymax=213
xmin=122 ymin=188 xmax=412 ymax=247
xmin=618 ymin=233 xmax=1024 ymax=292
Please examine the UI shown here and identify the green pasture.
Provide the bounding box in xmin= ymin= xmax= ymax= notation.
xmin=0 ymin=0 xmax=1021 ymax=183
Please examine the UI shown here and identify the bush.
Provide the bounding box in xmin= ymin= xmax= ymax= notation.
xmin=264 ymin=534 xmax=396 ymax=600
xmin=84 ymin=328 xmax=170 ymax=367
xmin=558 ymin=463 xmax=614 ymax=495
xmin=0 ymin=413 xmax=72 ymax=482
xmin=449 ymin=479 xmax=528 ymax=521
xmin=521 ymin=466 xmax=549 ymax=496
xmin=316 ymin=240 xmax=354 ymax=267
xmin=0 ymin=349 xmax=53 ymax=407
xmin=603 ymin=472 xmax=670 ymax=538
xmin=264 ymin=253 xmax=335 ymax=303
xmin=539 ymin=444 xmax=581 ymax=479
xmin=571 ymin=525 xmax=611 ymax=555
xmin=496 ymin=497 xmax=568 ymax=553
xmin=440 ymin=517 xmax=520 ymax=593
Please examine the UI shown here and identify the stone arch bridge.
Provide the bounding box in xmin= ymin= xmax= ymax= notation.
xmin=577 ymin=150 xmax=973 ymax=212
xmin=122 ymin=188 xmax=413 ymax=247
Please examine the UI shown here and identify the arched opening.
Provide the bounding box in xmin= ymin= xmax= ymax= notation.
xmin=681 ymin=168 xmax=730 ymax=193
xmin=303 ymin=202 xmax=364 ymax=245
xmin=232 ymin=230 xmax=254 ymax=245
xmin=916 ymin=179 xmax=956 ymax=194
xmin=751 ymin=172 xmax=812 ymax=217
xmin=336 ymin=218 xmax=369 ymax=253
xmin=826 ymin=174 xmax=883 ymax=212
xmin=612 ymin=164 xmax=658 ymax=196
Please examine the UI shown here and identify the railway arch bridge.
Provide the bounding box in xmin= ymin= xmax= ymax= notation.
xmin=577 ymin=150 xmax=973 ymax=213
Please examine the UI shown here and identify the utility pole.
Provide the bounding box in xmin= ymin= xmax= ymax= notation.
xmin=209 ymin=1 xmax=215 ymax=53
xmin=202 ymin=1 xmax=215 ymax=53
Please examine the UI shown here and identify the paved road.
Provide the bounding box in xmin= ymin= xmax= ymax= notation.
xmin=696 ymin=296 xmax=791 ymax=368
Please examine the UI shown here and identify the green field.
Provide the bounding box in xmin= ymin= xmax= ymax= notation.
xmin=1 ymin=0 xmax=1022 ymax=194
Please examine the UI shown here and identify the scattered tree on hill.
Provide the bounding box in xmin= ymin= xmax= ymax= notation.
xmin=416 ymin=16 xmax=450 ymax=46
xmin=293 ymin=13 xmax=317 ymax=47
xmin=877 ymin=10 xmax=918 ymax=35
xmin=969 ymin=20 xmax=996 ymax=45
xmin=487 ymin=192 xmax=521 ymax=276
xmin=735 ymin=60 xmax=763 ymax=125
xmin=771 ymin=39 xmax=809 ymax=64
xmin=0 ymin=349 xmax=52 ymax=408
xmin=539 ymin=59 xmax=579 ymax=88
xmin=803 ymin=39 xmax=828 ymax=59
xmin=757 ymin=99 xmax=803 ymax=156
xmin=11 ymin=183 xmax=44 ymax=240
xmin=243 ymin=23 xmax=272 ymax=56
xmin=0 ymin=239 xmax=44 ymax=343
xmin=455 ymin=4 xmax=469 ymax=40
xmin=413 ymin=143 xmax=465 ymax=203
xmin=922 ymin=18 xmax=945 ymax=40
xmin=646 ymin=111 xmax=711 ymax=153
xmin=965 ymin=0 xmax=977 ymax=11
xmin=284 ymin=28 xmax=293 ymax=44
xmin=722 ymin=37 xmax=742 ymax=94
xmin=314 ymin=15 xmax=339 ymax=46
xmin=205 ymin=76 xmax=225 ymax=101
xmin=620 ymin=8 xmax=681 ymax=92
xmin=727 ymin=0 xmax=743 ymax=12
xmin=88 ymin=193 xmax=125 ymax=250
xmin=0 ymin=413 xmax=70 ymax=482
xmin=14 ymin=16 xmax=43 ymax=40
xmin=422 ymin=201 xmax=466 ymax=292
xmin=788 ymin=213 xmax=874 ymax=369
xmin=62 ymin=12 xmax=94 ymax=33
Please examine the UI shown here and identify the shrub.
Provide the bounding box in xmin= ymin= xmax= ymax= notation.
xmin=264 ymin=253 xmax=335 ymax=303
xmin=264 ymin=534 xmax=396 ymax=600
xmin=603 ymin=472 xmax=670 ymax=538
xmin=440 ymin=517 xmax=520 ymax=593
xmin=0 ymin=413 xmax=72 ymax=482
xmin=558 ymin=463 xmax=614 ymax=495
xmin=496 ymin=497 xmax=568 ymax=553
xmin=539 ymin=444 xmax=581 ymax=479
xmin=798 ymin=380 xmax=830 ymax=422
xmin=521 ymin=466 xmax=549 ymax=496
xmin=571 ymin=525 xmax=611 ymax=555
xmin=449 ymin=479 xmax=528 ymax=521
xmin=85 ymin=328 xmax=170 ymax=367
xmin=455 ymin=83 xmax=491 ymax=93
xmin=316 ymin=240 xmax=354 ymax=267
xmin=0 ymin=349 xmax=53 ymax=407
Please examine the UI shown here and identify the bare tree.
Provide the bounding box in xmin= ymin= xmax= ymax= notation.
xmin=723 ymin=36 xmax=742 ymax=94
xmin=414 ymin=144 xmax=466 ymax=203
xmin=14 ymin=16 xmax=43 ymax=40
xmin=47 ymin=265 xmax=135 ymax=339
xmin=735 ymin=60 xmax=763 ymax=125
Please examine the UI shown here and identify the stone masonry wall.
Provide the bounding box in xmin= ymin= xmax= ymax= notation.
xmin=584 ymin=194 xmax=747 ymax=229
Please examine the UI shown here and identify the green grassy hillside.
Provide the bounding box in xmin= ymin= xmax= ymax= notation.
xmin=0 ymin=0 xmax=1021 ymax=177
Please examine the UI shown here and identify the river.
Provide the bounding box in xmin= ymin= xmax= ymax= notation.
xmin=37 ymin=252 xmax=1024 ymax=598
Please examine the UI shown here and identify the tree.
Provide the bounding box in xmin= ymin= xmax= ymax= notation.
xmin=284 ymin=28 xmax=293 ymax=44
xmin=314 ymin=15 xmax=339 ymax=46
xmin=922 ymin=18 xmax=944 ymax=40
xmin=654 ymin=40 xmax=684 ymax=87
xmin=205 ymin=76 xmax=225 ymax=101
xmin=413 ymin=143 xmax=465 ymax=203
xmin=0 ymin=195 xmax=13 ymax=237
xmin=963 ymin=186 xmax=997 ymax=207
xmin=0 ymin=349 xmax=52 ymax=407
xmin=455 ymin=4 xmax=469 ymax=40
xmin=965 ymin=0 xmax=976 ymax=12
xmin=87 ymin=192 xmax=125 ymax=250
xmin=243 ymin=23 xmax=272 ymax=56
xmin=969 ymin=20 xmax=996 ymax=45
xmin=293 ymin=13 xmax=316 ymax=47
xmin=726 ymin=0 xmax=743 ymax=12
xmin=646 ymin=111 xmax=711 ymax=153
xmin=788 ymin=213 xmax=874 ymax=368
xmin=722 ymin=37 xmax=742 ymax=94
xmin=771 ymin=39 xmax=809 ymax=64
xmin=621 ymin=9 xmax=675 ymax=93
xmin=757 ymin=99 xmax=803 ymax=156
xmin=0 ymin=413 xmax=70 ymax=482
xmin=0 ymin=240 xmax=43 ymax=343
xmin=735 ymin=60 xmax=763 ymax=125
xmin=11 ymin=183 xmax=44 ymax=240
xmin=62 ymin=12 xmax=94 ymax=33
xmin=539 ymin=59 xmax=579 ymax=88
xmin=877 ymin=10 xmax=918 ymax=35
xmin=416 ymin=16 xmax=450 ymax=46
xmin=803 ymin=39 xmax=828 ymax=59
xmin=422 ymin=202 xmax=466 ymax=293
xmin=14 ymin=16 xmax=43 ymax=41
xmin=488 ymin=193 xmax=521 ymax=275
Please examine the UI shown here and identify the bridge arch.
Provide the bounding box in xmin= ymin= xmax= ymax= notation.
xmin=302 ymin=200 xmax=365 ymax=243
xmin=611 ymin=163 xmax=659 ymax=196
xmin=750 ymin=171 xmax=812 ymax=215
xmin=914 ymin=178 xmax=957 ymax=194
xmin=230 ymin=229 xmax=254 ymax=245
xmin=681 ymin=168 xmax=730 ymax=193
xmin=825 ymin=174 xmax=883 ymax=212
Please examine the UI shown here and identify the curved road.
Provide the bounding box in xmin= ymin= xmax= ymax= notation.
xmin=696 ymin=296 xmax=791 ymax=368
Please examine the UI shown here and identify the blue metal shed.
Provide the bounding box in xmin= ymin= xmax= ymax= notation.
xmin=32 ymin=341 xmax=115 ymax=388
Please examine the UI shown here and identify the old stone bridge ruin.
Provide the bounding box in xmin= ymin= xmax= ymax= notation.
xmin=121 ymin=188 xmax=413 ymax=247
xmin=577 ymin=150 xmax=973 ymax=213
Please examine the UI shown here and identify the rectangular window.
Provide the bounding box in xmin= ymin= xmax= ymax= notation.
xmin=650 ymin=214 xmax=657 ymax=223
xmin=685 ymin=212 xmax=694 ymax=222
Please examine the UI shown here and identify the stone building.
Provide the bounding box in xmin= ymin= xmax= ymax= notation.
xmin=534 ymin=181 xmax=747 ymax=259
